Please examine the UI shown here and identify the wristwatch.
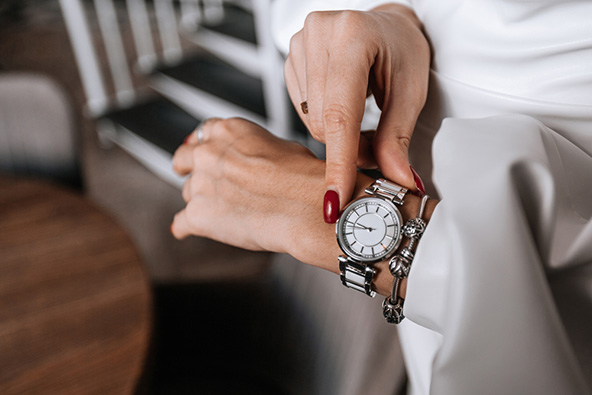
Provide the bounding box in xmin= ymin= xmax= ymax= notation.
xmin=336 ymin=179 xmax=409 ymax=297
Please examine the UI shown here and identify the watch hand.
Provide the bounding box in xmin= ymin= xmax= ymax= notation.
xmin=354 ymin=224 xmax=375 ymax=232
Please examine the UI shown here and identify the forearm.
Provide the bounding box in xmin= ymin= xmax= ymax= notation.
xmin=287 ymin=171 xmax=438 ymax=299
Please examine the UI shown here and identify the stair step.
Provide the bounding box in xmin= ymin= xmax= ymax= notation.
xmin=156 ymin=52 xmax=266 ymax=118
xmin=103 ymin=96 xmax=199 ymax=155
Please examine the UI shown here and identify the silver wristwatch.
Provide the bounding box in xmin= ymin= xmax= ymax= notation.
xmin=336 ymin=179 xmax=409 ymax=297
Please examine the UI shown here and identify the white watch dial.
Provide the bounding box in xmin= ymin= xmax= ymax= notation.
xmin=337 ymin=197 xmax=403 ymax=262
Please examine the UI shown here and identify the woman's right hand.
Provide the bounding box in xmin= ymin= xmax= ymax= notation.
xmin=284 ymin=4 xmax=430 ymax=221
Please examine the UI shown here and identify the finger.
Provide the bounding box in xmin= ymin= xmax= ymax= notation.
xmin=182 ymin=176 xmax=192 ymax=202
xmin=373 ymin=74 xmax=427 ymax=190
xmin=174 ymin=135 xmax=227 ymax=178
xmin=286 ymin=31 xmax=307 ymax=116
xmin=171 ymin=198 xmax=211 ymax=240
xmin=184 ymin=117 xmax=223 ymax=146
xmin=322 ymin=41 xmax=370 ymax=208
xmin=172 ymin=144 xmax=195 ymax=176
xmin=303 ymin=17 xmax=330 ymax=141
xmin=285 ymin=60 xmax=310 ymax=131
xmin=171 ymin=208 xmax=193 ymax=240
xmin=183 ymin=167 xmax=217 ymax=203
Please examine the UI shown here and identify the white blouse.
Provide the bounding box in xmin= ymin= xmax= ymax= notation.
xmin=271 ymin=1 xmax=592 ymax=394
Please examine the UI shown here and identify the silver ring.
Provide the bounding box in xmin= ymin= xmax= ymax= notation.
xmin=196 ymin=126 xmax=205 ymax=144
xmin=195 ymin=117 xmax=221 ymax=144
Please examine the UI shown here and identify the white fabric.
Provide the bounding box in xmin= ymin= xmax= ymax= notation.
xmin=272 ymin=1 xmax=592 ymax=394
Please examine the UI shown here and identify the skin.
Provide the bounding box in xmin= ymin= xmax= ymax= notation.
xmin=171 ymin=118 xmax=437 ymax=298
xmin=284 ymin=4 xmax=431 ymax=209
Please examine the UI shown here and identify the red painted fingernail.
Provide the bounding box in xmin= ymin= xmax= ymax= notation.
xmin=323 ymin=190 xmax=340 ymax=224
xmin=183 ymin=134 xmax=191 ymax=144
xmin=410 ymin=166 xmax=426 ymax=197
xmin=170 ymin=224 xmax=174 ymax=234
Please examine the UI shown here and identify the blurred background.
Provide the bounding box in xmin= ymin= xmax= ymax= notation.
xmin=0 ymin=1 xmax=405 ymax=394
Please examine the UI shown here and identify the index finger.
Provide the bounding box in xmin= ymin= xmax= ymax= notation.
xmin=322 ymin=43 xmax=371 ymax=218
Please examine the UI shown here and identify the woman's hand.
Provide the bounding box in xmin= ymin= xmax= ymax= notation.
xmin=284 ymin=4 xmax=430 ymax=221
xmin=170 ymin=118 xmax=336 ymax=269
xmin=170 ymin=118 xmax=437 ymax=297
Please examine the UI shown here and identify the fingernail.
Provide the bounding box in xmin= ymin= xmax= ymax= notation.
xmin=410 ymin=166 xmax=426 ymax=197
xmin=323 ymin=190 xmax=340 ymax=224
xmin=183 ymin=134 xmax=192 ymax=144
xmin=170 ymin=223 xmax=174 ymax=234
xmin=300 ymin=101 xmax=309 ymax=114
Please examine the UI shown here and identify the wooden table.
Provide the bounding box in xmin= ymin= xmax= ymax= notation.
xmin=0 ymin=176 xmax=151 ymax=394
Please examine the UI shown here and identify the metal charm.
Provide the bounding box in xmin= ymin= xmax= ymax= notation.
xmin=382 ymin=297 xmax=405 ymax=324
xmin=388 ymin=254 xmax=412 ymax=278
xmin=403 ymin=218 xmax=426 ymax=240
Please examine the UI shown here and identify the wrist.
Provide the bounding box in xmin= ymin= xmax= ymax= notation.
xmin=287 ymin=172 xmax=437 ymax=300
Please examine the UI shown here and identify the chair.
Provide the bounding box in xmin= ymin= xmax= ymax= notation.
xmin=58 ymin=0 xmax=297 ymax=187
xmin=0 ymin=72 xmax=82 ymax=188
xmin=59 ymin=0 xmax=200 ymax=187
xmin=147 ymin=0 xmax=292 ymax=138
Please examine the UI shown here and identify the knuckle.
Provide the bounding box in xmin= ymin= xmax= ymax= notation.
xmin=323 ymin=106 xmax=350 ymax=134
xmin=328 ymin=155 xmax=357 ymax=170
xmin=172 ymin=155 xmax=182 ymax=173
xmin=202 ymin=117 xmax=222 ymax=134
xmin=222 ymin=117 xmax=248 ymax=137
xmin=217 ymin=118 xmax=233 ymax=134
xmin=336 ymin=10 xmax=360 ymax=25
xmin=185 ymin=202 xmax=204 ymax=234
xmin=334 ymin=10 xmax=365 ymax=35
xmin=204 ymin=147 xmax=224 ymax=173
xmin=288 ymin=32 xmax=302 ymax=54
xmin=304 ymin=11 xmax=323 ymax=27
xmin=216 ymin=148 xmax=235 ymax=178
xmin=376 ymin=129 xmax=411 ymax=151
xmin=191 ymin=147 xmax=201 ymax=164
xmin=190 ymin=174 xmax=202 ymax=192
xmin=397 ymin=135 xmax=411 ymax=149
xmin=172 ymin=152 xmax=188 ymax=174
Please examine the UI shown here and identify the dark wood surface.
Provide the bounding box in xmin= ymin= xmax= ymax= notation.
xmin=0 ymin=176 xmax=151 ymax=394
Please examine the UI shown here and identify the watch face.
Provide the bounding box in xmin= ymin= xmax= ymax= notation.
xmin=336 ymin=196 xmax=403 ymax=262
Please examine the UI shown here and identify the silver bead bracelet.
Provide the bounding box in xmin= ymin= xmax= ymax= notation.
xmin=382 ymin=194 xmax=430 ymax=324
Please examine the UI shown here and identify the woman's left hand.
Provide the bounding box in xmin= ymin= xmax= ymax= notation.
xmin=170 ymin=118 xmax=333 ymax=261
xmin=170 ymin=117 xmax=437 ymax=298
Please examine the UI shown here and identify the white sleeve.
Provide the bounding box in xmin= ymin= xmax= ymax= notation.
xmin=271 ymin=0 xmax=413 ymax=55
xmin=404 ymin=114 xmax=592 ymax=394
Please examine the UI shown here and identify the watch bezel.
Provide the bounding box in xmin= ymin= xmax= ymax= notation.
xmin=336 ymin=196 xmax=403 ymax=263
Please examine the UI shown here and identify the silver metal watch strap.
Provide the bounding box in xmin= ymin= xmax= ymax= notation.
xmin=364 ymin=178 xmax=408 ymax=205
xmin=338 ymin=256 xmax=377 ymax=297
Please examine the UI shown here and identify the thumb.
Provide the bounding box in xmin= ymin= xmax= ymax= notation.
xmin=373 ymin=112 xmax=416 ymax=191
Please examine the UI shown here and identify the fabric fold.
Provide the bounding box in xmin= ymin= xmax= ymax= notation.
xmin=406 ymin=115 xmax=591 ymax=394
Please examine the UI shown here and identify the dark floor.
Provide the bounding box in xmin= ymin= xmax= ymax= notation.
xmin=142 ymin=281 xmax=303 ymax=395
